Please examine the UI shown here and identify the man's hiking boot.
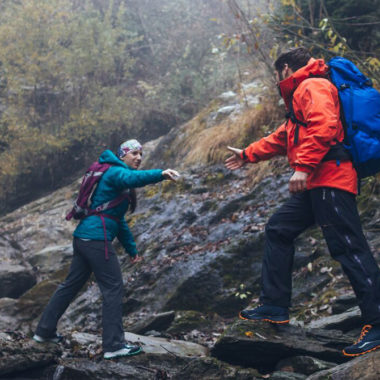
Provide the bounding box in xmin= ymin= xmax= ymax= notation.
xmin=239 ymin=304 xmax=289 ymax=324
xmin=343 ymin=324 xmax=380 ymax=357
xmin=33 ymin=334 xmax=63 ymax=344
xmin=104 ymin=343 xmax=142 ymax=359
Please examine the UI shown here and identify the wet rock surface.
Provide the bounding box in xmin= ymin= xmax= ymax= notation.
xmin=211 ymin=319 xmax=353 ymax=371
xmin=307 ymin=350 xmax=380 ymax=380
xmin=0 ymin=262 xmax=36 ymax=298
xmin=0 ymin=332 xmax=61 ymax=377
xmin=1 ymin=133 xmax=380 ymax=377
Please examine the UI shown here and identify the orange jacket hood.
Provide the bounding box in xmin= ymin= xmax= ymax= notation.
xmin=279 ymin=58 xmax=329 ymax=109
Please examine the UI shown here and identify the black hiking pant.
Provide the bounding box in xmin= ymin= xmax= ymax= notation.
xmin=260 ymin=187 xmax=380 ymax=325
xmin=35 ymin=238 xmax=125 ymax=352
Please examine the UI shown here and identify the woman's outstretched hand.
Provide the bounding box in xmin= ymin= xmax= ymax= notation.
xmin=163 ymin=169 xmax=180 ymax=181
xmin=225 ymin=146 xmax=245 ymax=170
xmin=130 ymin=255 xmax=143 ymax=264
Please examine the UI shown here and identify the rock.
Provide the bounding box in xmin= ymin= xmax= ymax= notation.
xmin=211 ymin=320 xmax=352 ymax=371
xmin=28 ymin=244 xmax=73 ymax=276
xmin=130 ymin=310 xmax=175 ymax=335
xmin=218 ymin=91 xmax=237 ymax=101
xmin=70 ymin=331 xmax=100 ymax=346
xmin=172 ymin=356 xmax=262 ymax=380
xmin=0 ymin=334 xmax=61 ymax=377
xmin=246 ymin=94 xmax=261 ymax=107
xmin=308 ymin=307 xmax=361 ymax=332
xmin=307 ymin=350 xmax=380 ymax=380
xmin=242 ymin=81 xmax=260 ymax=91
xmin=331 ymin=293 xmax=357 ymax=314
xmin=166 ymin=310 xmax=215 ymax=335
xmin=270 ymin=371 xmax=307 ymax=379
xmin=51 ymin=332 xmax=212 ymax=380
xmin=0 ymin=262 xmax=36 ymax=298
xmin=0 ymin=267 xmax=69 ymax=333
xmin=49 ymin=358 xmax=168 ymax=380
xmin=276 ymin=355 xmax=336 ymax=376
xmin=72 ymin=330 xmax=208 ymax=358
xmin=214 ymin=105 xmax=240 ymax=121
xmin=124 ymin=332 xmax=208 ymax=357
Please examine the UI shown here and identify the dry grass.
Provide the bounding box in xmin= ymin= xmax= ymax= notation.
xmin=181 ymin=94 xmax=284 ymax=166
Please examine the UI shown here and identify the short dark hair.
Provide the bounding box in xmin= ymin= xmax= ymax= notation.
xmin=274 ymin=47 xmax=312 ymax=73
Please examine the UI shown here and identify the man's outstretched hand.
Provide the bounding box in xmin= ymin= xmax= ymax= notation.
xmin=289 ymin=171 xmax=308 ymax=194
xmin=225 ymin=146 xmax=245 ymax=170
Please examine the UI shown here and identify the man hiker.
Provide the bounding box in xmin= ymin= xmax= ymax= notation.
xmin=225 ymin=47 xmax=380 ymax=357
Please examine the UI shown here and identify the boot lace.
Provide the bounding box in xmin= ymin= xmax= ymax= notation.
xmin=355 ymin=324 xmax=372 ymax=344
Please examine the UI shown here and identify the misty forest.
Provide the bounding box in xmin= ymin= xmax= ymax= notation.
xmin=1 ymin=0 xmax=380 ymax=379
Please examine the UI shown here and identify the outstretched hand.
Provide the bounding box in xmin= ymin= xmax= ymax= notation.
xmin=130 ymin=255 xmax=143 ymax=264
xmin=225 ymin=146 xmax=245 ymax=170
xmin=163 ymin=169 xmax=180 ymax=181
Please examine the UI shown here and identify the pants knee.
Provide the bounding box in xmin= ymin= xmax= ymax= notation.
xmin=265 ymin=218 xmax=288 ymax=242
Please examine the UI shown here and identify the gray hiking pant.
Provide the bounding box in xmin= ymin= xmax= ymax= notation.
xmin=35 ymin=238 xmax=125 ymax=352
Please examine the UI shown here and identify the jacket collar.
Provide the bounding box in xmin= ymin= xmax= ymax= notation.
xmin=278 ymin=58 xmax=328 ymax=109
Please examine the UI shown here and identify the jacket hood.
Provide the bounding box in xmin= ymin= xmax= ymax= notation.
xmin=98 ymin=149 xmax=128 ymax=168
xmin=279 ymin=58 xmax=328 ymax=109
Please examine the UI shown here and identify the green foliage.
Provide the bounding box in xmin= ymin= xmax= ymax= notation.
xmin=0 ymin=0 xmax=246 ymax=214
xmin=0 ymin=0 xmax=138 ymax=136
xmin=0 ymin=0 xmax=140 ymax=213
xmin=235 ymin=283 xmax=252 ymax=300
xmin=227 ymin=0 xmax=380 ymax=85
xmin=270 ymin=0 xmax=380 ymax=84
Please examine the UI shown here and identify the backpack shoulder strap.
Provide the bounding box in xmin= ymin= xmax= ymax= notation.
xmin=285 ymin=96 xmax=307 ymax=145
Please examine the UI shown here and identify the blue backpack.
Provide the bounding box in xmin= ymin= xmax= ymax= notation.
xmin=328 ymin=57 xmax=380 ymax=179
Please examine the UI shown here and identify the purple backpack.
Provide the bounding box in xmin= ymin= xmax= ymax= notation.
xmin=66 ymin=162 xmax=129 ymax=221
xmin=66 ymin=161 xmax=131 ymax=260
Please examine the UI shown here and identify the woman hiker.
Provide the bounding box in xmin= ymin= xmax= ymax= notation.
xmin=33 ymin=139 xmax=180 ymax=359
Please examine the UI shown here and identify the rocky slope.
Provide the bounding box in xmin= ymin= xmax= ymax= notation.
xmin=1 ymin=83 xmax=380 ymax=379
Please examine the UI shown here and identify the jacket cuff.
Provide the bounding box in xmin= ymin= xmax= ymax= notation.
xmin=295 ymin=165 xmax=313 ymax=174
xmin=127 ymin=245 xmax=138 ymax=257
xmin=241 ymin=149 xmax=250 ymax=163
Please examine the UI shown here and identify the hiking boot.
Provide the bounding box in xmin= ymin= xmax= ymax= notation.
xmin=33 ymin=333 xmax=63 ymax=344
xmin=104 ymin=343 xmax=142 ymax=359
xmin=239 ymin=304 xmax=289 ymax=324
xmin=343 ymin=324 xmax=380 ymax=357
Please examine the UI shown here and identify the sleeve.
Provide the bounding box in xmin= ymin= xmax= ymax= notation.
xmin=293 ymin=80 xmax=341 ymax=173
xmin=112 ymin=168 xmax=164 ymax=190
xmin=241 ymin=123 xmax=287 ymax=163
xmin=117 ymin=218 xmax=138 ymax=257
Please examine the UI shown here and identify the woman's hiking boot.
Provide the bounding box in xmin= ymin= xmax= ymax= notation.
xmin=239 ymin=304 xmax=289 ymax=324
xmin=343 ymin=324 xmax=380 ymax=356
xmin=33 ymin=334 xmax=63 ymax=344
xmin=103 ymin=343 xmax=142 ymax=359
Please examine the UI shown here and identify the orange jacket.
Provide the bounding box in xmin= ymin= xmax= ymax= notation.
xmin=242 ymin=58 xmax=357 ymax=194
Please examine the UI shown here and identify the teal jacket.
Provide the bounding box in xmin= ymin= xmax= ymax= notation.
xmin=73 ymin=150 xmax=164 ymax=257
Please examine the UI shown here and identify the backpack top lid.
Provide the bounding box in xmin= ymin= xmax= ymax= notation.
xmin=328 ymin=56 xmax=372 ymax=89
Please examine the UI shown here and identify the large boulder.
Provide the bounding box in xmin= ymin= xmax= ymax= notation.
xmin=211 ymin=319 xmax=353 ymax=372
xmin=0 ymin=332 xmax=61 ymax=377
xmin=307 ymin=350 xmax=380 ymax=380
xmin=308 ymin=307 xmax=362 ymax=332
xmin=0 ymin=262 xmax=36 ymax=298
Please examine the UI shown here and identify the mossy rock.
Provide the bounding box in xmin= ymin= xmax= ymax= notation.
xmin=16 ymin=266 xmax=70 ymax=319
xmin=166 ymin=310 xmax=216 ymax=335
xmin=143 ymin=184 xmax=162 ymax=198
